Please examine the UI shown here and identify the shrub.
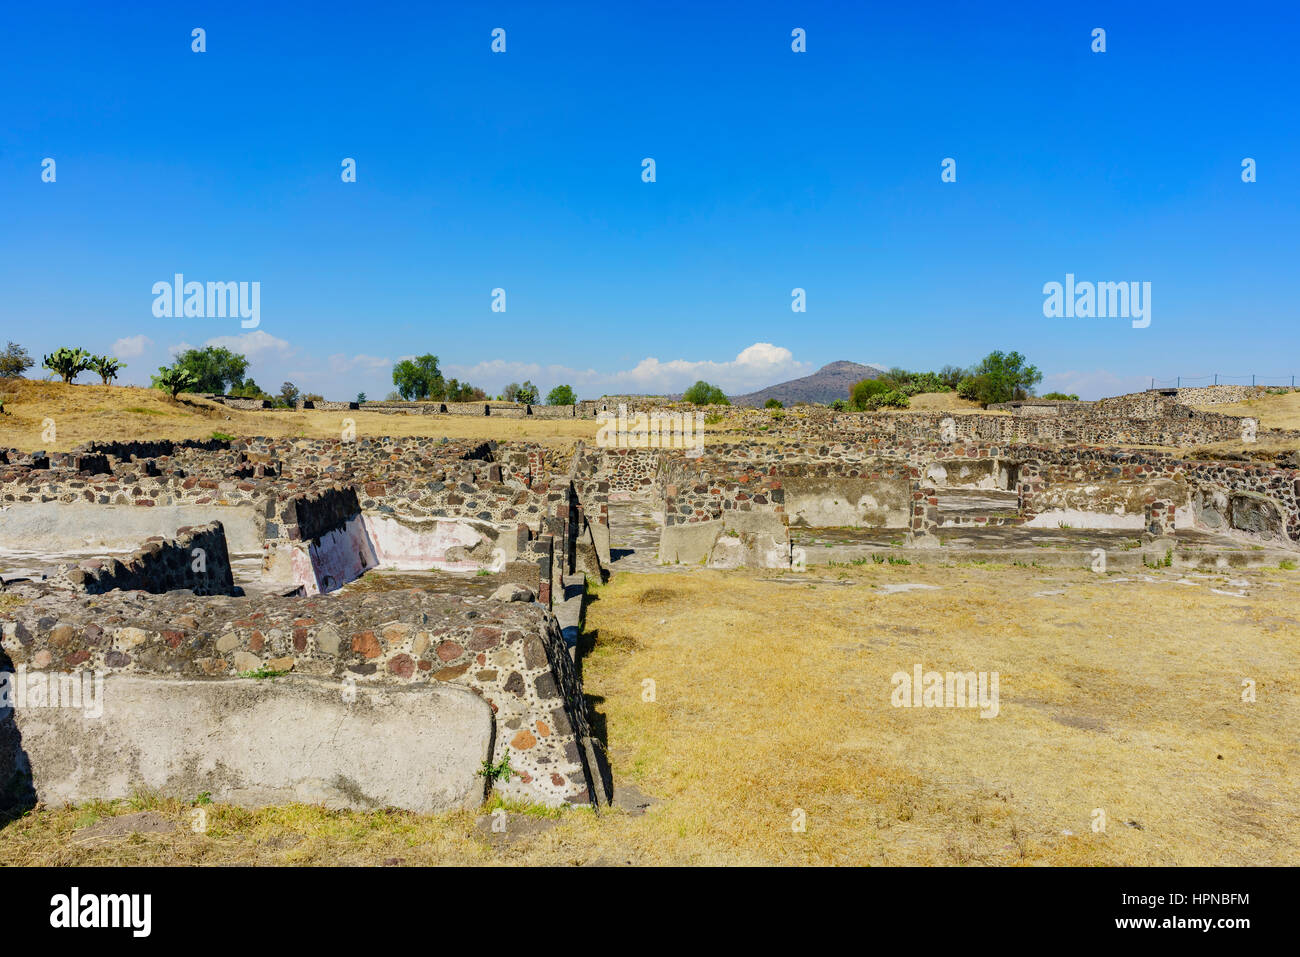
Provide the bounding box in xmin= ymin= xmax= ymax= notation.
xmin=87 ymin=355 xmax=126 ymax=385
xmin=154 ymin=366 xmax=198 ymax=398
xmin=229 ymin=378 xmax=269 ymax=399
xmin=849 ymin=378 xmax=890 ymax=410
xmin=861 ymin=389 xmax=910 ymax=410
xmin=0 ymin=342 xmax=33 ymax=378
xmin=683 ymin=381 xmax=730 ymax=405
xmin=43 ymin=347 xmax=92 ymax=384
xmin=1041 ymin=391 xmax=1080 ymax=401
xmin=764 ymin=398 xmax=783 ymax=409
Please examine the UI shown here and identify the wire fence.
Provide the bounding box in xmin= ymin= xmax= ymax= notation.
xmin=1149 ymin=374 xmax=1298 ymax=389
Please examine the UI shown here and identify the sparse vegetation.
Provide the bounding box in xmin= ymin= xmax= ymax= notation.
xmin=153 ymin=366 xmax=199 ymax=398
xmin=0 ymin=341 xmax=34 ymax=378
xmin=42 ymin=346 xmax=91 ymax=384
xmin=87 ymin=354 xmax=126 ymax=385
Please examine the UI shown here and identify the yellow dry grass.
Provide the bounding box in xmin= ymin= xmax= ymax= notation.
xmin=903 ymin=392 xmax=988 ymax=413
xmin=0 ymin=378 xmax=600 ymax=452
xmin=5 ymin=562 xmax=1296 ymax=865
xmin=1211 ymin=391 xmax=1300 ymax=432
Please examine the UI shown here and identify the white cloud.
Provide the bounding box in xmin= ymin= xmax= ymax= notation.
xmin=328 ymin=353 xmax=391 ymax=374
xmin=166 ymin=341 xmax=195 ymax=358
xmin=445 ymin=342 xmax=811 ymax=397
xmin=202 ymin=330 xmax=293 ymax=361
xmin=111 ymin=335 xmax=153 ymax=358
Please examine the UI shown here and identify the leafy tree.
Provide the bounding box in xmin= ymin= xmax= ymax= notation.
xmin=682 ymin=380 xmax=729 ymax=405
xmin=502 ymin=382 xmax=521 ymax=402
xmin=1041 ymin=391 xmax=1079 ymax=401
xmin=168 ymin=346 xmax=249 ymax=393
xmin=964 ymin=351 xmax=1042 ymax=405
xmin=547 ymin=384 xmax=576 ymax=405
xmin=87 ymin=355 xmax=126 ymax=385
xmin=764 ymin=398 xmax=783 ymax=409
xmin=0 ymin=342 xmax=34 ymax=378
xmin=445 ymin=379 xmax=486 ymax=402
xmin=956 ymin=376 xmax=982 ymax=401
xmin=515 ymin=380 xmax=540 ymax=405
xmin=850 ymin=378 xmax=890 ymax=410
xmin=303 ymin=392 xmax=324 ymax=403
xmin=278 ymin=382 xmax=301 ymax=407
xmin=229 ymin=378 xmax=269 ymax=399
xmin=876 ymin=367 xmax=912 ymax=391
xmin=43 ymin=347 xmax=92 ymax=384
xmin=392 ymin=354 xmax=443 ymax=400
xmin=356 ymin=392 xmax=367 ymax=404
xmin=937 ymin=365 xmax=967 ymax=390
xmin=154 ymin=366 xmax=198 ymax=398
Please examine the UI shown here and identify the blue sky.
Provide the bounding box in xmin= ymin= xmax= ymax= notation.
xmin=1 ymin=1 xmax=1296 ymax=400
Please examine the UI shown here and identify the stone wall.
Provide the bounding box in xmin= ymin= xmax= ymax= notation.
xmin=58 ymin=522 xmax=236 ymax=596
xmin=0 ymin=582 xmax=598 ymax=809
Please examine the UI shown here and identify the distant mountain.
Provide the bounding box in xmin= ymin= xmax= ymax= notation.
xmin=730 ymin=361 xmax=887 ymax=407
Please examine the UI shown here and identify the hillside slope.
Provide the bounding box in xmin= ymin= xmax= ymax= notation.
xmin=730 ymin=360 xmax=885 ymax=407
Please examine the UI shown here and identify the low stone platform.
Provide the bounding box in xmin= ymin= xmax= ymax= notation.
xmin=0 ymin=581 xmax=598 ymax=811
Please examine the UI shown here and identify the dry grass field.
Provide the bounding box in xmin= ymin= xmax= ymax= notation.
xmin=1194 ymin=391 xmax=1300 ymax=430
xmin=5 ymin=561 xmax=1296 ymax=866
xmin=0 ymin=378 xmax=600 ymax=452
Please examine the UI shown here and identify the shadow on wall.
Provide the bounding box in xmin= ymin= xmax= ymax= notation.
xmin=0 ymin=650 xmax=38 ymax=827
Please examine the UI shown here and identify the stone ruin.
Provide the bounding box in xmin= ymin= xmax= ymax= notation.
xmin=1 ymin=386 xmax=1297 ymax=817
xmin=1 ymin=437 xmax=611 ymax=814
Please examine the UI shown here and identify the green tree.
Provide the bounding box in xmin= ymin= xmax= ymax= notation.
xmin=43 ymin=347 xmax=92 ymax=384
xmin=682 ymin=380 xmax=729 ymax=405
xmin=965 ymin=351 xmax=1042 ymax=405
xmin=937 ymin=364 xmax=966 ymax=390
xmin=1041 ymin=391 xmax=1079 ymax=401
xmin=87 ymin=355 xmax=126 ymax=385
xmin=278 ymin=382 xmax=301 ymax=407
xmin=392 ymin=354 xmax=443 ymax=400
xmin=849 ymin=378 xmax=890 ymax=410
xmin=764 ymin=398 xmax=783 ymax=409
xmin=229 ymin=378 xmax=269 ymax=399
xmin=160 ymin=346 xmax=250 ymax=394
xmin=0 ymin=342 xmax=34 ymax=378
xmin=154 ymin=366 xmax=198 ymax=398
xmin=356 ymin=392 xmax=367 ymax=404
xmin=547 ymin=384 xmax=576 ymax=405
xmin=515 ymin=380 xmax=539 ymax=405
